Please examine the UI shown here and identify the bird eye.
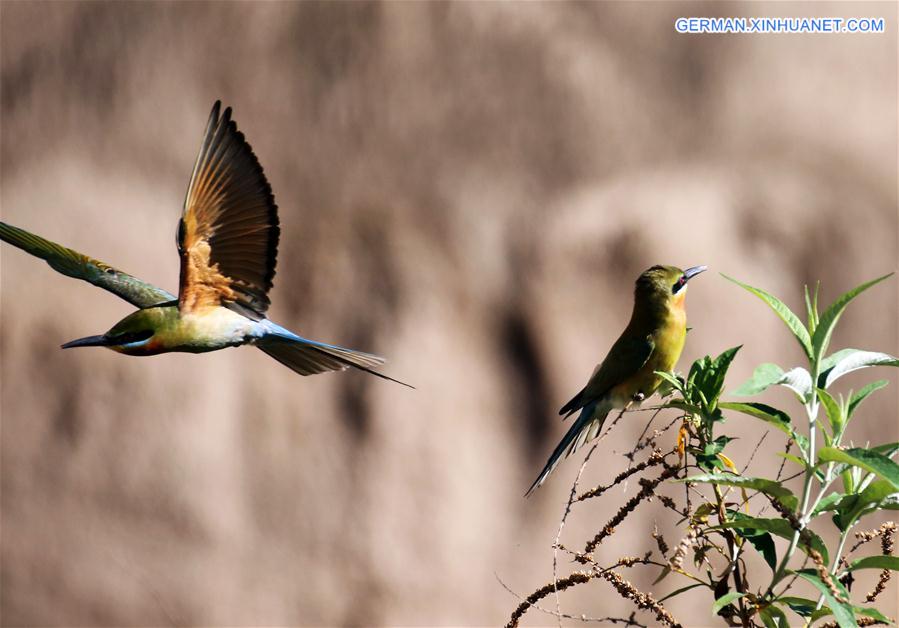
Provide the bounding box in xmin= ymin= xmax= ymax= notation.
xmin=672 ymin=276 xmax=687 ymax=294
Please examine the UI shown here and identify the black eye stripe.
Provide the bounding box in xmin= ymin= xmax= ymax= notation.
xmin=113 ymin=330 xmax=154 ymax=344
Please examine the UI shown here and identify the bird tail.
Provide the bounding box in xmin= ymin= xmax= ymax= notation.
xmin=558 ymin=387 xmax=586 ymax=418
xmin=256 ymin=326 xmax=412 ymax=388
xmin=525 ymin=399 xmax=612 ymax=496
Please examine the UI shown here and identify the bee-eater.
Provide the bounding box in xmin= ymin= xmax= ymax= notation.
xmin=0 ymin=101 xmax=409 ymax=386
xmin=526 ymin=264 xmax=706 ymax=495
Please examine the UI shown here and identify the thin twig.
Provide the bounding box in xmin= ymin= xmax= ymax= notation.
xmin=600 ymin=569 xmax=682 ymax=627
xmin=496 ymin=573 xmax=648 ymax=626
xmin=775 ymin=438 xmax=792 ymax=481
xmin=577 ymin=450 xmax=668 ymax=502
xmin=623 ymin=414 xmax=681 ymax=463
xmin=626 ymin=407 xmax=665 ymax=464
xmin=553 ymin=442 xmax=601 ymax=625
xmin=741 ymin=431 xmax=768 ymax=474
xmin=506 ymin=571 xmax=595 ymax=628
xmin=580 ymin=463 xmax=681 ymax=560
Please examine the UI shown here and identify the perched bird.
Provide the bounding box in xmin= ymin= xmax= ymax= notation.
xmin=526 ymin=264 xmax=706 ymax=495
xmin=0 ymin=101 xmax=409 ymax=387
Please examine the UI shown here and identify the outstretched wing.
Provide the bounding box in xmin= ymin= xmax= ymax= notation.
xmin=178 ymin=101 xmax=279 ymax=316
xmin=558 ymin=335 xmax=655 ymax=418
xmin=0 ymin=221 xmax=174 ymax=308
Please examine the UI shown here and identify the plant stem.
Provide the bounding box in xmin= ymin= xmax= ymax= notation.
xmin=766 ymin=382 xmax=820 ymax=597
xmin=813 ymin=526 xmax=853 ymax=612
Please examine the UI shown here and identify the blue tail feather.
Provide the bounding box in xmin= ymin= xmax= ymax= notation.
xmin=257 ymin=322 xmax=412 ymax=388
xmin=526 ymin=400 xmax=609 ymax=496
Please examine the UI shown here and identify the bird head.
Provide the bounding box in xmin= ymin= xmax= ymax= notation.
xmin=61 ymin=306 xmax=176 ymax=355
xmin=634 ymin=265 xmax=707 ymax=310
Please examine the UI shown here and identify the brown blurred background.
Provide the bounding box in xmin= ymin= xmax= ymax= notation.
xmin=1 ymin=2 xmax=897 ymax=626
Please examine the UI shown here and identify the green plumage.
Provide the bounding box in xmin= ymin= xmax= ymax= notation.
xmin=527 ymin=264 xmax=705 ymax=495
xmin=0 ymin=221 xmax=174 ymax=308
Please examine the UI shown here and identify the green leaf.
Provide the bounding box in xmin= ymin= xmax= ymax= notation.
xmin=656 ymin=582 xmax=704 ymax=603
xmin=811 ymin=273 xmax=894 ymax=362
xmin=816 ymin=388 xmax=844 ymax=437
xmin=778 ymin=596 xmax=817 ymax=617
xmin=840 ymin=468 xmax=855 ymax=495
xmin=819 ymin=349 xmax=899 ymax=389
xmin=848 ymin=380 xmax=889 ymax=418
xmin=870 ymin=441 xmax=899 ymax=457
xmin=716 ymin=517 xmax=828 ymax=563
xmin=804 ymin=284 xmax=819 ymax=334
xmin=655 ymin=370 xmax=684 ymax=395
xmin=729 ymin=511 xmax=778 ymax=569
xmin=818 ymin=447 xmax=899 ymax=489
xmin=651 ymin=565 xmax=672 ymax=585
xmin=759 ymin=604 xmax=789 ymax=628
xmin=689 ymin=347 xmax=741 ymax=407
xmin=731 ymin=364 xmax=812 ymax=402
xmin=703 ymin=436 xmax=735 ymax=457
xmin=733 ymin=363 xmax=785 ymax=396
xmin=778 ymin=452 xmax=807 ymax=468
xmin=794 ymin=571 xmax=855 ymax=628
xmin=723 ymin=274 xmax=813 ymax=358
xmin=847 ymin=555 xmax=899 ymax=572
xmin=720 ymin=402 xmax=792 ymax=436
xmin=818 ymin=348 xmax=859 ymax=378
xmin=810 ymin=604 xmax=893 ymax=626
xmin=712 ymin=591 xmax=745 ymax=615
xmin=856 ymin=606 xmax=892 ymax=624
xmin=746 ymin=532 xmax=777 ymax=571
xmin=678 ymin=474 xmax=798 ymax=510
xmin=778 ymin=367 xmax=813 ymax=402
xmin=659 ymin=399 xmax=700 ymax=415
xmin=811 ymin=492 xmax=844 ymax=515
xmin=855 ymin=478 xmax=897 ymax=506
xmin=831 ymin=480 xmax=897 ymax=530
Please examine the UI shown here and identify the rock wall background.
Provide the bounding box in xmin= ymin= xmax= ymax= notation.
xmin=2 ymin=2 xmax=896 ymax=625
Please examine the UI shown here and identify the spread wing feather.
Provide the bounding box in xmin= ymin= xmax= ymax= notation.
xmin=178 ymin=101 xmax=279 ymax=315
xmin=0 ymin=221 xmax=174 ymax=308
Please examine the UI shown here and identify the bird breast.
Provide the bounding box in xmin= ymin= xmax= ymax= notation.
xmin=168 ymin=307 xmax=259 ymax=351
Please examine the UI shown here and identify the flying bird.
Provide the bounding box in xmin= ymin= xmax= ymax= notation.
xmin=0 ymin=101 xmax=409 ymax=387
xmin=526 ymin=264 xmax=706 ymax=495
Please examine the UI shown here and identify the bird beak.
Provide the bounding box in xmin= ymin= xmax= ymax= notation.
xmin=61 ymin=335 xmax=110 ymax=349
xmin=683 ymin=265 xmax=708 ymax=282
